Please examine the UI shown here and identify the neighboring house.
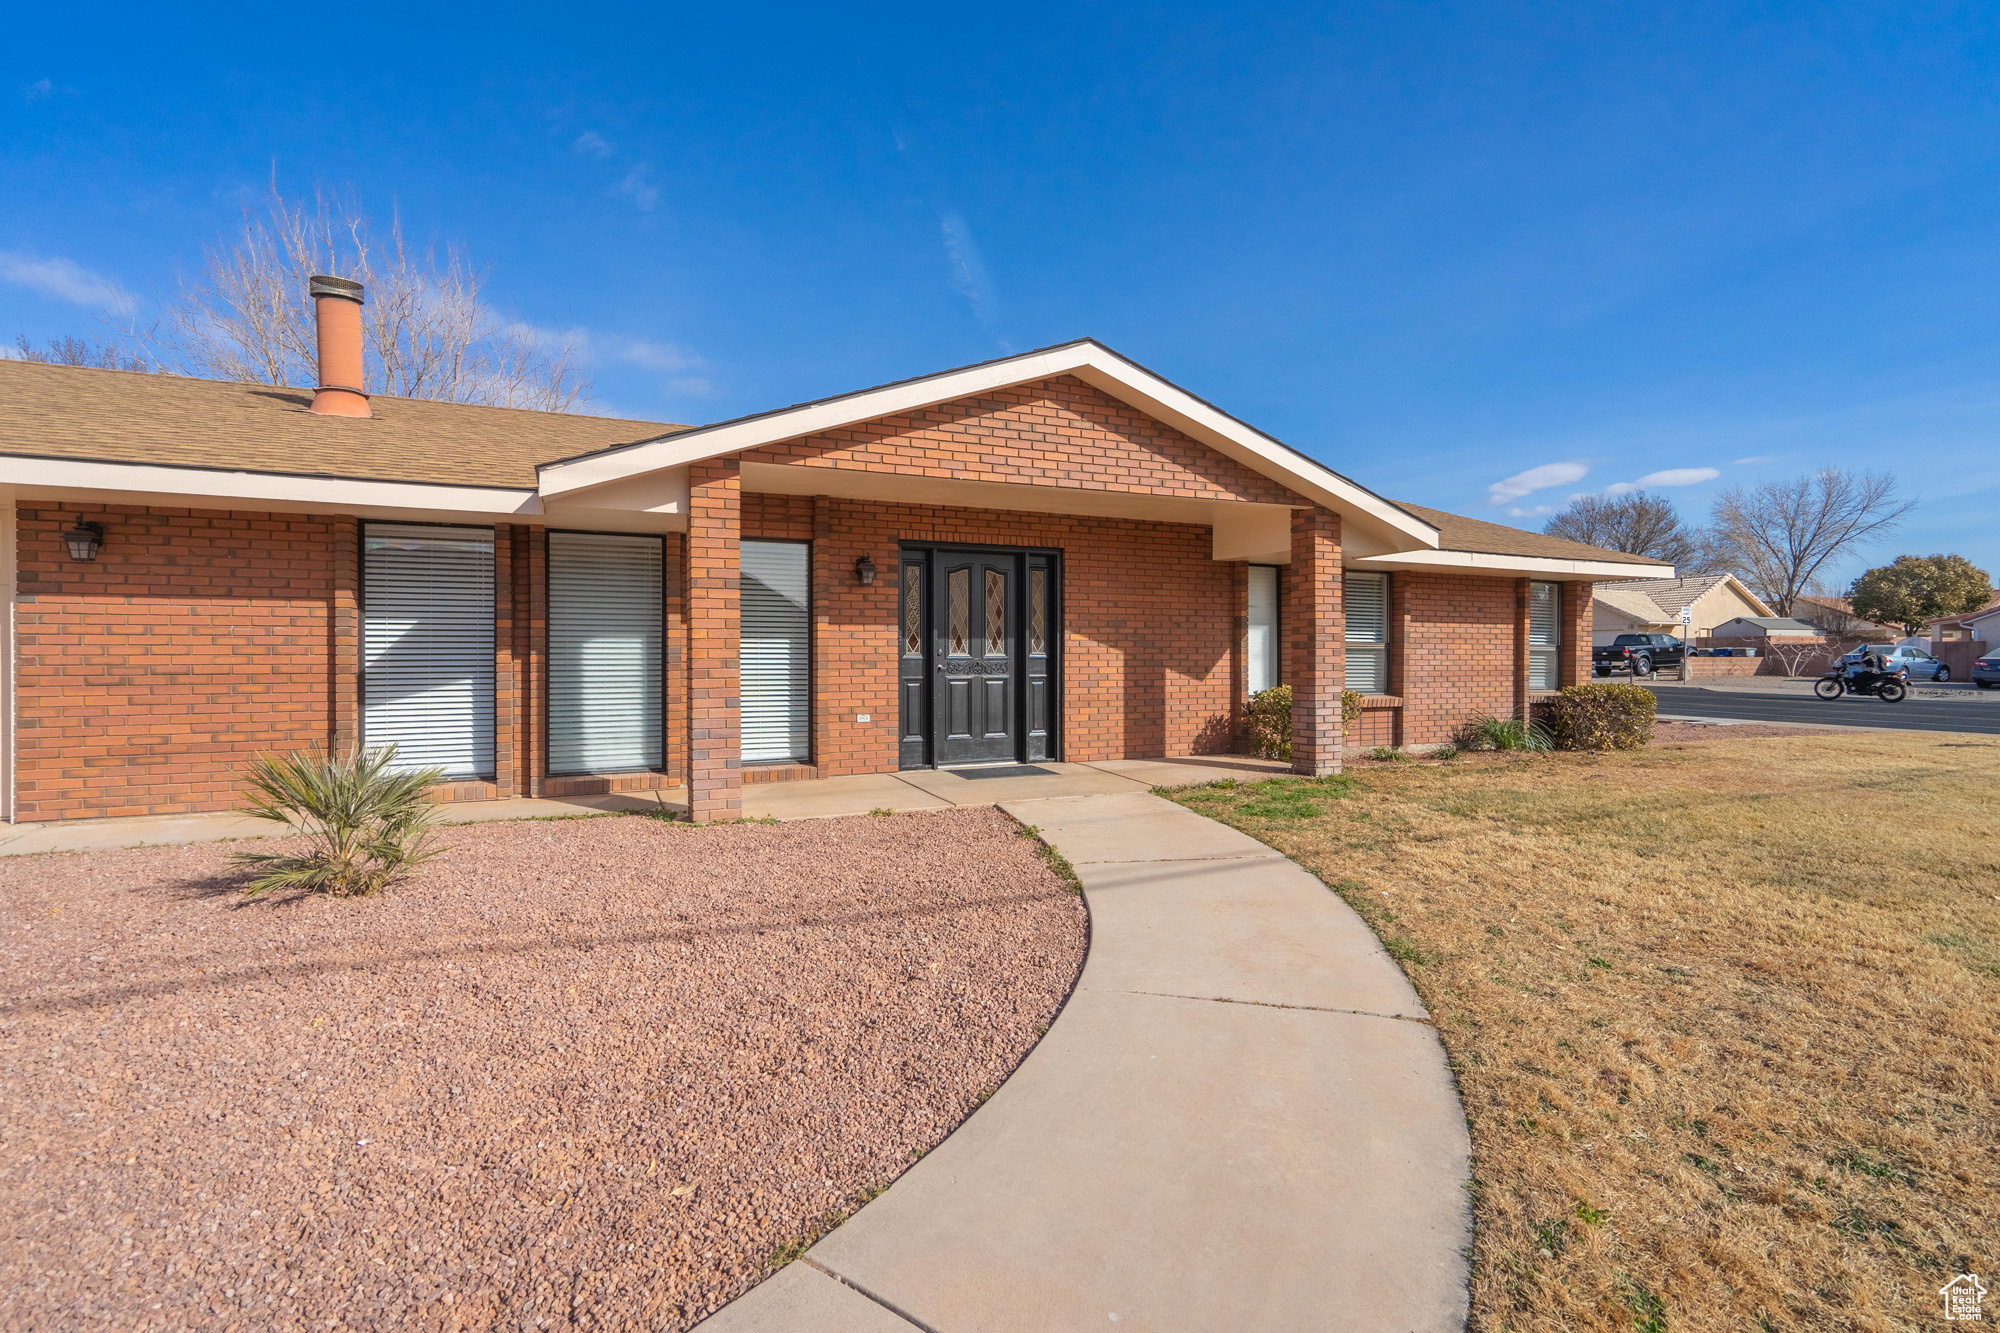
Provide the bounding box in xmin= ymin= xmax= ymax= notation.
xmin=1924 ymin=598 xmax=2000 ymax=642
xmin=0 ymin=284 xmax=1671 ymax=824
xmin=1711 ymin=616 xmax=1824 ymax=638
xmin=1792 ymin=594 xmax=1896 ymax=638
xmin=1590 ymin=573 xmax=1771 ymax=645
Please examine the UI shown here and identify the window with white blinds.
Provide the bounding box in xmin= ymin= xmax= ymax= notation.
xmin=1528 ymin=581 xmax=1561 ymax=690
xmin=1246 ymin=565 xmax=1280 ymax=695
xmin=1345 ymin=572 xmax=1390 ymax=695
xmin=741 ymin=541 xmax=811 ymax=763
xmin=362 ymin=524 xmax=496 ymax=779
xmin=548 ymin=532 xmax=663 ymax=775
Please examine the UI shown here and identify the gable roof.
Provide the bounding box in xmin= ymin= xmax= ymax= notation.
xmin=1719 ymin=616 xmax=1822 ymax=633
xmin=1594 ymin=585 xmax=1672 ymax=623
xmin=536 ymin=339 xmax=1443 ymax=550
xmin=0 ymin=358 xmax=684 ymax=490
xmin=1389 ymin=502 xmax=1668 ymax=568
xmin=1606 ymin=573 xmax=1773 ymax=617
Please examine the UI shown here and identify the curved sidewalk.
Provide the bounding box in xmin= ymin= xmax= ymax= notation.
xmin=699 ymin=789 xmax=1472 ymax=1333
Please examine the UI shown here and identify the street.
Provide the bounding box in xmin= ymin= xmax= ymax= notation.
xmin=1645 ymin=684 xmax=2000 ymax=736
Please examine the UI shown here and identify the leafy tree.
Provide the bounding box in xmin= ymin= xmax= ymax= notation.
xmin=1702 ymin=469 xmax=1913 ymax=614
xmin=1848 ymin=554 xmax=1993 ymax=635
xmin=1542 ymin=492 xmax=1698 ymax=568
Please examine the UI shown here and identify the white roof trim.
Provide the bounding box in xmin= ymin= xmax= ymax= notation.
xmin=536 ymin=340 xmax=1441 ymax=550
xmin=0 ymin=455 xmax=541 ymax=516
xmin=1350 ymin=548 xmax=1677 ymax=580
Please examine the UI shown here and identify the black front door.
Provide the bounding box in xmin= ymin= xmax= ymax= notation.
xmin=933 ymin=548 xmax=1019 ymax=765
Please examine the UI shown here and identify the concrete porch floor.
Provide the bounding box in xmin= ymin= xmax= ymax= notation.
xmin=0 ymin=756 xmax=1294 ymax=856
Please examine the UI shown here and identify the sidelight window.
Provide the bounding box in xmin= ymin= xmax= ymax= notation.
xmin=1246 ymin=564 xmax=1280 ymax=695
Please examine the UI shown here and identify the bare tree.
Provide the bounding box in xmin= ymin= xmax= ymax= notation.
xmin=1701 ymin=469 xmax=1914 ymax=615
xmin=1542 ymin=492 xmax=1698 ymax=568
xmin=148 ymin=182 xmax=589 ymax=411
xmin=12 ymin=333 xmax=154 ymax=372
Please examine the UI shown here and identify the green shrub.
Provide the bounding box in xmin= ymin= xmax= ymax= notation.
xmin=1247 ymin=684 xmax=1292 ymax=759
xmin=234 ymin=744 xmax=445 ymax=896
xmin=1535 ymin=683 xmax=1656 ymax=751
xmin=1452 ymin=714 xmax=1554 ymax=753
xmin=1430 ymin=743 xmax=1460 ymax=761
xmin=1367 ymin=746 xmax=1407 ymax=762
xmin=1246 ymin=685 xmax=1366 ymax=762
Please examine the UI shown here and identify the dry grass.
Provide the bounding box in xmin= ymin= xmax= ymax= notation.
xmin=1168 ymin=730 xmax=2000 ymax=1332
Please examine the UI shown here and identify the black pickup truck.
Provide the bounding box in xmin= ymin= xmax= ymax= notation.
xmin=1592 ymin=633 xmax=1686 ymax=677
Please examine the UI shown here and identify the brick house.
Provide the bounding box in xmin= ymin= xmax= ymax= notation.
xmin=0 ymin=286 xmax=1669 ymax=824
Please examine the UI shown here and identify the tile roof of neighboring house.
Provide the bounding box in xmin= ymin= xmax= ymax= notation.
xmin=1607 ymin=572 xmax=1771 ymax=617
xmin=1793 ymin=595 xmax=1897 ymax=635
xmin=1390 ymin=502 xmax=1665 ymax=566
xmin=1924 ymin=597 xmax=2000 ymax=630
xmin=1594 ymin=585 xmax=1672 ymax=623
xmin=0 ymin=359 xmax=688 ymax=490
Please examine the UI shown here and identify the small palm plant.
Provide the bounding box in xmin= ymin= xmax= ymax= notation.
xmin=234 ymin=744 xmax=445 ymax=896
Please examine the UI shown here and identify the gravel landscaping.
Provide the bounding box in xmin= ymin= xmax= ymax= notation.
xmin=0 ymin=808 xmax=1087 ymax=1332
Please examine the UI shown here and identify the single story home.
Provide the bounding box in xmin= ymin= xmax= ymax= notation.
xmin=0 ymin=277 xmax=1670 ymax=824
xmin=1924 ymin=600 xmax=2000 ymax=643
xmin=1710 ymin=616 xmax=1824 ymax=638
xmin=1789 ymin=594 xmax=1897 ymax=639
xmin=1590 ymin=572 xmax=1770 ymax=645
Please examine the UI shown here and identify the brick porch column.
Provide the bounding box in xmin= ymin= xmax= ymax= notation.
xmin=1230 ymin=561 xmax=1249 ymax=751
xmin=1560 ymin=581 xmax=1592 ymax=687
xmin=1287 ymin=506 xmax=1343 ymax=775
xmin=330 ymin=517 xmax=359 ymax=753
xmin=688 ymin=461 xmax=742 ymax=820
xmin=1513 ymin=577 xmax=1531 ymax=718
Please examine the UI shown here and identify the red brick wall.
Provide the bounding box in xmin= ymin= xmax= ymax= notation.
xmin=744 ymin=376 xmax=1299 ymax=506
xmin=14 ymin=504 xmax=340 ymax=821
xmin=749 ymin=495 xmax=1238 ymax=777
xmin=1395 ymin=571 xmax=1522 ymax=746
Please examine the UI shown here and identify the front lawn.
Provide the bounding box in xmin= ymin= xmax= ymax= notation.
xmin=1170 ymin=730 xmax=1999 ymax=1332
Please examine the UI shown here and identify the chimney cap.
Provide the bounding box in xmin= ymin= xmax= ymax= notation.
xmin=308 ymin=274 xmax=365 ymax=304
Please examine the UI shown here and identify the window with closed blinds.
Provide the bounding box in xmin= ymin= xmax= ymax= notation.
xmin=1528 ymin=581 xmax=1561 ymax=690
xmin=362 ymin=524 xmax=495 ymax=778
xmin=1345 ymin=572 xmax=1390 ymax=694
xmin=1246 ymin=565 xmax=1280 ymax=695
xmin=741 ymin=540 xmax=811 ymax=763
xmin=548 ymin=532 xmax=663 ymax=775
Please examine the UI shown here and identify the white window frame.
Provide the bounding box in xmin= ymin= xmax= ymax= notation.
xmin=1344 ymin=571 xmax=1390 ymax=695
xmin=546 ymin=530 xmax=665 ymax=776
xmin=1528 ymin=580 xmax=1562 ymax=691
xmin=1246 ymin=564 xmax=1281 ymax=696
xmin=740 ymin=539 xmax=813 ymax=765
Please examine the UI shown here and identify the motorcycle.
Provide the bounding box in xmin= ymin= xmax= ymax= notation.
xmin=1814 ymin=661 xmax=1907 ymax=703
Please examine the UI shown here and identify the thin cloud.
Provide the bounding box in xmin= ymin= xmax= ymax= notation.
xmin=609 ymin=337 xmax=702 ymax=374
xmin=572 ymin=131 xmax=613 ymax=158
xmin=0 ymin=251 xmax=136 ymax=314
xmin=1732 ymin=455 xmax=1778 ymax=466
xmin=1487 ymin=461 xmax=1588 ymax=505
xmin=1603 ymin=467 xmax=1720 ymax=496
xmin=513 ymin=323 xmax=712 ymax=392
xmin=24 ymin=78 xmax=53 ymax=102
xmin=617 ymin=166 xmax=660 ymax=212
xmin=940 ymin=211 xmax=1004 ymax=345
xmin=1505 ymin=503 xmax=1561 ymax=518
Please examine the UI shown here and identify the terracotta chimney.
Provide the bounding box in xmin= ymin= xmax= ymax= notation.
xmin=308 ymin=275 xmax=370 ymax=418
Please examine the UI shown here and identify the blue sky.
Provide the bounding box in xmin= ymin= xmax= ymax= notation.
xmin=6 ymin=3 xmax=1999 ymax=584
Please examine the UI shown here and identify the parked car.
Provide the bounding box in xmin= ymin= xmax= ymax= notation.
xmin=1841 ymin=644 xmax=1952 ymax=682
xmin=1593 ymin=633 xmax=1686 ymax=677
xmin=1973 ymin=652 xmax=2000 ymax=689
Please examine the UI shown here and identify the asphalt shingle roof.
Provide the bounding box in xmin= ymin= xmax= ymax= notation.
xmin=0 ymin=359 xmax=688 ymax=490
xmin=1391 ymin=502 xmax=1666 ymax=566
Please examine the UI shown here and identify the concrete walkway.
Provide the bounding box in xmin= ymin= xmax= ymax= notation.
xmin=698 ymin=790 xmax=1473 ymax=1333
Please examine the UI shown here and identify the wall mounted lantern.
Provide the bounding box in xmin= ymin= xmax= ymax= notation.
xmin=63 ymin=519 xmax=104 ymax=562
xmin=854 ymin=555 xmax=876 ymax=585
